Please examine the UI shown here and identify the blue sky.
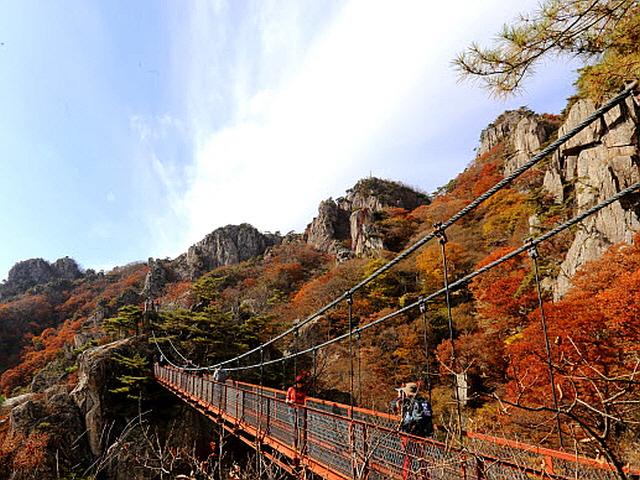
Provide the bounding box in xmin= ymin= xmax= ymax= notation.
xmin=0 ymin=0 xmax=581 ymax=281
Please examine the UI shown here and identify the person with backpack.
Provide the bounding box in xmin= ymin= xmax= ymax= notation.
xmin=392 ymin=382 xmax=434 ymax=479
xmin=392 ymin=382 xmax=434 ymax=437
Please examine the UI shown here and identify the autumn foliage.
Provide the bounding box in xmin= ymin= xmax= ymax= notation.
xmin=506 ymin=236 xmax=640 ymax=406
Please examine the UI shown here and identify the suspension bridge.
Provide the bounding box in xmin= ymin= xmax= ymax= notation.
xmin=154 ymin=365 xmax=637 ymax=479
xmin=152 ymin=82 xmax=640 ymax=479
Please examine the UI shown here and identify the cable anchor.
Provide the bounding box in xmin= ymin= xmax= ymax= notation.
xmin=433 ymin=222 xmax=448 ymax=244
xmin=526 ymin=239 xmax=539 ymax=259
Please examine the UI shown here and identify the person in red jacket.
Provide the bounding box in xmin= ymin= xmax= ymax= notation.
xmin=285 ymin=374 xmax=308 ymax=454
xmin=286 ymin=375 xmax=307 ymax=405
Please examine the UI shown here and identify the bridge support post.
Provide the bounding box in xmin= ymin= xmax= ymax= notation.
xmin=361 ymin=423 xmax=369 ymax=480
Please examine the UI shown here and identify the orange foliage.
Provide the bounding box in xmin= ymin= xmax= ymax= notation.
xmin=448 ymin=144 xmax=505 ymax=203
xmin=436 ymin=332 xmax=506 ymax=381
xmin=55 ymin=288 xmax=96 ymax=318
xmin=0 ymin=316 xmax=84 ymax=395
xmin=479 ymin=189 xmax=531 ymax=245
xmin=0 ymin=430 xmax=50 ymax=475
xmin=377 ymin=207 xmax=420 ymax=252
xmin=0 ymin=294 xmax=56 ymax=368
xmin=97 ymin=264 xmax=148 ymax=304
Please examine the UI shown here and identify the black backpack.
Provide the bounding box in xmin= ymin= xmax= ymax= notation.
xmin=401 ymin=396 xmax=433 ymax=436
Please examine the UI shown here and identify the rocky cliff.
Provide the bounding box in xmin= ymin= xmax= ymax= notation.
xmin=0 ymin=256 xmax=83 ymax=301
xmin=477 ymin=94 xmax=640 ymax=298
xmin=542 ymin=95 xmax=640 ymax=297
xmin=305 ymin=177 xmax=430 ymax=258
xmin=1 ymin=335 xmax=214 ymax=480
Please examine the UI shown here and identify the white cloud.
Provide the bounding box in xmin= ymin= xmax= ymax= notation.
xmin=151 ymin=0 xmax=579 ymax=257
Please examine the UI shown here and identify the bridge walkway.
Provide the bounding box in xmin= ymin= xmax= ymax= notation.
xmin=155 ymin=364 xmax=632 ymax=480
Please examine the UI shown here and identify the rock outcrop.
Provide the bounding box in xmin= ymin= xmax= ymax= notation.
xmin=171 ymin=224 xmax=281 ymax=280
xmin=305 ymin=178 xmax=429 ymax=258
xmin=541 ymin=95 xmax=640 ymax=297
xmin=71 ymin=336 xmax=151 ymax=456
xmin=477 ymin=107 xmax=558 ymax=176
xmin=0 ymin=256 xmax=83 ymax=300
xmin=141 ymin=257 xmax=168 ymax=298
xmin=304 ymin=199 xmax=352 ymax=260
xmin=478 ymin=108 xmax=533 ymax=157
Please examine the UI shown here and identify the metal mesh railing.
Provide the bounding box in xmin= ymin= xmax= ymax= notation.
xmin=154 ymin=365 xmax=635 ymax=480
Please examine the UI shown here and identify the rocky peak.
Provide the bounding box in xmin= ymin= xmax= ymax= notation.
xmin=341 ymin=177 xmax=429 ymax=212
xmin=478 ymin=107 xmax=558 ymax=176
xmin=305 ymin=177 xmax=429 ymax=258
xmin=171 ymin=224 xmax=282 ymax=280
xmin=478 ymin=107 xmax=533 ymax=156
xmin=52 ymin=256 xmax=83 ymax=280
xmin=0 ymin=256 xmax=83 ymax=300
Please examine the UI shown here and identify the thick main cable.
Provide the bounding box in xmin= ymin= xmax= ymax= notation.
xmin=155 ymin=82 xmax=637 ymax=373
xmin=221 ymin=180 xmax=640 ymax=372
xmin=152 ymin=329 xmax=193 ymax=370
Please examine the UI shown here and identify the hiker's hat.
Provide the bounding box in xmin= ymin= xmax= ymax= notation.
xmin=395 ymin=382 xmax=418 ymax=397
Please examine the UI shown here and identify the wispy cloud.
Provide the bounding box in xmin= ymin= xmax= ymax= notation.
xmin=144 ymin=0 xmax=579 ymax=258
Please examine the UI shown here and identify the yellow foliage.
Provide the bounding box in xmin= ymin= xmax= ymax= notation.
xmin=415 ymin=242 xmax=470 ymax=294
xmin=480 ymin=189 xmax=531 ymax=245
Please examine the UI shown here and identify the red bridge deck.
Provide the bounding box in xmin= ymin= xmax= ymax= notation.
xmin=154 ymin=364 xmax=633 ymax=480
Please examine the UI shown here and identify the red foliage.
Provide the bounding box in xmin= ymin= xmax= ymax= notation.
xmin=377 ymin=207 xmax=420 ymax=252
xmin=505 ymin=235 xmax=640 ymax=407
xmin=55 ymin=288 xmax=96 ymax=318
xmin=0 ymin=294 xmax=56 ymax=368
xmin=470 ymin=248 xmax=537 ymax=333
xmin=97 ymin=264 xmax=148 ymax=305
xmin=156 ymin=281 xmax=194 ymax=307
xmin=286 ymin=260 xmax=366 ymax=323
xmin=436 ymin=332 xmax=506 ymax=381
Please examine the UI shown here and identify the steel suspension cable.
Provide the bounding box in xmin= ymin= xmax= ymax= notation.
xmin=166 ymin=334 xmax=191 ymax=365
xmin=528 ymin=243 xmax=564 ymax=449
xmin=258 ymin=346 xmax=264 ymax=477
xmin=436 ymin=224 xmax=464 ymax=443
xmin=152 ymin=82 xmax=637 ymax=373
xmin=151 ymin=329 xmax=194 ymax=371
xmin=219 ymin=180 xmax=640 ymax=373
xmin=281 ymin=356 xmax=287 ymax=390
xmin=347 ymin=294 xmax=356 ymax=480
xmin=419 ymin=302 xmax=433 ymax=402
xmin=312 ymin=348 xmax=318 ymax=395
xmin=348 ymin=294 xmax=355 ymax=413
xmin=356 ymin=330 xmax=362 ymax=405
xmin=293 ymin=322 xmax=299 ymax=382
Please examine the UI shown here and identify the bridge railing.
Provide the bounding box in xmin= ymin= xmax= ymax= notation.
xmin=155 ymin=364 xmax=636 ymax=480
